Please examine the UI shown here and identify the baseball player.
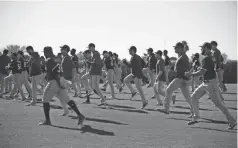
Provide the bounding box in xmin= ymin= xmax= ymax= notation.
xmin=123 ymin=46 xmax=148 ymax=109
xmin=158 ymin=42 xmax=194 ymax=116
xmin=211 ymin=41 xmax=227 ymax=92
xmin=191 ymin=53 xmax=202 ymax=92
xmin=87 ymin=43 xmax=106 ymax=106
xmin=142 ymin=48 xmax=157 ymax=88
xmin=185 ymin=42 xmax=236 ymax=130
xmin=153 ymin=50 xmax=166 ymax=106
xmin=0 ymin=49 xmax=11 ymax=95
xmin=39 ymin=46 xmax=85 ymax=126
xmin=163 ymin=50 xmax=171 ymax=85
xmin=26 ymin=52 xmax=42 ymax=106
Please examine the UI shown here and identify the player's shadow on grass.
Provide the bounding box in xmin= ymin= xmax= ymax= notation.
xmin=224 ymin=99 xmax=237 ymax=102
xmin=96 ymin=106 xmax=149 ymax=114
xmin=228 ymin=107 xmax=237 ymax=110
xmin=68 ymin=115 xmax=128 ymax=125
xmin=106 ymin=104 xmax=136 ymax=109
xmin=157 ymin=109 xmax=190 ymax=115
xmin=222 ymin=92 xmax=237 ymax=95
xmin=52 ymin=125 xmax=115 ymax=136
xmin=173 ymin=105 xmax=215 ymax=111
xmin=190 ymin=127 xmax=237 ymax=133
xmin=168 ymin=117 xmax=229 ymax=125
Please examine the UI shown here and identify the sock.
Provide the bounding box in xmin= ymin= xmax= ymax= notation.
xmin=68 ymin=100 xmax=81 ymax=116
xmin=43 ymin=102 xmax=50 ymax=122
xmin=86 ymin=96 xmax=90 ymax=102
xmin=93 ymin=89 xmax=98 ymax=95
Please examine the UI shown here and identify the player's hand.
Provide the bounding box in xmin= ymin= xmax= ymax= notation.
xmin=185 ymin=71 xmax=192 ymax=77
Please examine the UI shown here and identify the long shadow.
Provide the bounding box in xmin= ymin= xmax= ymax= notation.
xmin=190 ymin=127 xmax=237 ymax=133
xmin=228 ymin=107 xmax=237 ymax=110
xmin=68 ymin=115 xmax=128 ymax=125
xmin=52 ymin=125 xmax=115 ymax=136
xmin=157 ymin=109 xmax=190 ymax=115
xmin=224 ymin=100 xmax=237 ymax=102
xmin=201 ymin=118 xmax=229 ymax=124
xmin=106 ymin=104 xmax=136 ymax=109
xmin=168 ymin=117 xmax=229 ymax=125
xmin=95 ymin=106 xmax=149 ymax=114
xmin=222 ymin=92 xmax=237 ymax=95
xmin=117 ymin=98 xmax=130 ymax=101
xmin=173 ymin=105 xmax=215 ymax=111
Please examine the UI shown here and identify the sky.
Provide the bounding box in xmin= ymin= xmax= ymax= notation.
xmin=0 ymin=1 xmax=237 ymax=60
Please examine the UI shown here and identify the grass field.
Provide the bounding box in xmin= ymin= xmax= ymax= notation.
xmin=0 ymin=84 xmax=237 ymax=148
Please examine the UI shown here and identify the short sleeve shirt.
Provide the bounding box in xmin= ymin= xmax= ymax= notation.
xmin=90 ymin=50 xmax=102 ymax=75
xmin=156 ymin=58 xmax=166 ymax=82
xmin=104 ymin=57 xmax=114 ymax=70
xmin=201 ymin=55 xmax=216 ymax=81
xmin=174 ymin=54 xmax=190 ymax=80
xmin=212 ymin=49 xmax=221 ymax=70
xmin=164 ymin=56 xmax=170 ymax=66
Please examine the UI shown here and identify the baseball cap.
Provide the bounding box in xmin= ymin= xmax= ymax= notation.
xmin=60 ymin=44 xmax=70 ymax=52
xmin=155 ymin=50 xmax=162 ymax=55
xmin=71 ymin=48 xmax=76 ymax=53
xmin=43 ymin=46 xmax=53 ymax=53
xmin=199 ymin=42 xmax=212 ymax=49
xmin=26 ymin=46 xmax=33 ymax=51
xmin=88 ymin=43 xmax=95 ymax=48
xmin=173 ymin=42 xmax=184 ymax=48
xmin=210 ymin=41 xmax=218 ymax=46
xmin=147 ymin=48 xmax=153 ymax=53
xmin=129 ymin=46 xmax=137 ymax=52
xmin=102 ymin=50 xmax=108 ymax=55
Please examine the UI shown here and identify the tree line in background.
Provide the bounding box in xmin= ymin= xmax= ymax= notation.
xmin=1 ymin=44 xmax=237 ymax=84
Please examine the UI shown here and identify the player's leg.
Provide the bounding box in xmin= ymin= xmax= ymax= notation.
xmin=123 ymin=73 xmax=137 ymax=99
xmin=92 ymin=75 xmax=106 ymax=105
xmin=22 ymin=71 xmax=32 ymax=98
xmin=134 ymin=77 xmax=148 ymax=108
xmin=188 ymin=83 xmax=207 ymax=125
xmin=208 ymin=79 xmax=236 ymax=129
xmin=153 ymin=82 xmax=162 ymax=105
xmin=160 ymin=78 xmax=181 ymax=114
xmin=142 ymin=67 xmax=151 ymax=86
xmin=57 ymin=88 xmax=85 ymax=125
xmin=107 ymin=69 xmax=116 ymax=99
xmin=14 ymin=73 xmax=26 ymax=101
xmin=180 ymin=80 xmax=194 ymax=117
xmin=165 ymin=66 xmax=171 ymax=85
xmin=71 ymin=69 xmax=79 ymax=97
xmin=39 ymin=80 xmax=57 ymax=125
xmin=81 ymin=72 xmax=92 ymax=94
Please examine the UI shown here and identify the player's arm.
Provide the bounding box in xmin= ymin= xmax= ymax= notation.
xmin=214 ymin=51 xmax=221 ymax=70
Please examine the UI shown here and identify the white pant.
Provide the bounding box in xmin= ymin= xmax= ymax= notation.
xmin=191 ymin=79 xmax=235 ymax=123
xmin=164 ymin=78 xmax=193 ymax=114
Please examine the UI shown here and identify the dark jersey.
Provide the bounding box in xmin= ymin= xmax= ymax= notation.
xmin=19 ymin=57 xmax=28 ymax=72
xmin=40 ymin=60 xmax=46 ymax=73
xmin=156 ymin=58 xmax=166 ymax=82
xmin=10 ymin=60 xmax=21 ymax=74
xmin=192 ymin=60 xmax=200 ymax=72
xmin=201 ymin=55 xmax=216 ymax=81
xmin=0 ymin=54 xmax=11 ymax=75
xmin=174 ymin=54 xmax=190 ymax=80
xmin=124 ymin=54 xmax=143 ymax=79
xmin=104 ymin=56 xmax=114 ymax=70
xmin=45 ymin=57 xmax=59 ymax=81
xmin=147 ymin=53 xmax=157 ymax=71
xmin=164 ymin=56 xmax=170 ymax=66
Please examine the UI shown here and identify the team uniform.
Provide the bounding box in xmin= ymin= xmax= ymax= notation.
xmin=142 ymin=53 xmax=157 ymax=87
xmin=40 ymin=53 xmax=85 ymax=126
xmin=191 ymin=59 xmax=201 ymax=91
xmin=27 ymin=54 xmax=42 ymax=105
xmin=164 ymin=55 xmax=171 ymax=85
xmin=160 ymin=52 xmax=194 ymax=115
xmin=153 ymin=57 xmax=166 ymax=105
xmin=7 ymin=57 xmax=25 ymax=100
xmin=123 ymin=53 xmax=148 ymax=109
xmin=71 ymin=54 xmax=82 ymax=97
xmin=188 ymin=54 xmax=236 ymax=129
xmin=0 ymin=54 xmax=11 ymax=95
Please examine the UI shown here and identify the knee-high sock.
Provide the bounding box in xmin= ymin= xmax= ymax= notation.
xmin=43 ymin=102 xmax=50 ymax=122
xmin=68 ymin=100 xmax=81 ymax=116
